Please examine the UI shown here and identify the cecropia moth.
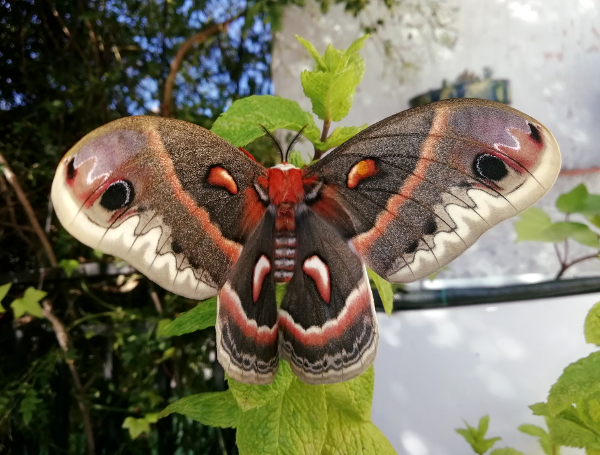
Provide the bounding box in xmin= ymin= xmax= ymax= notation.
xmin=51 ymin=99 xmax=561 ymax=385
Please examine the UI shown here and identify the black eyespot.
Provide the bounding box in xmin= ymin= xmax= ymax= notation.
xmin=424 ymin=218 xmax=437 ymax=236
xmin=473 ymin=154 xmax=508 ymax=181
xmin=406 ymin=240 xmax=419 ymax=254
xmin=171 ymin=239 xmax=183 ymax=254
xmin=67 ymin=159 xmax=76 ymax=180
xmin=99 ymin=180 xmax=135 ymax=211
xmin=528 ymin=122 xmax=542 ymax=144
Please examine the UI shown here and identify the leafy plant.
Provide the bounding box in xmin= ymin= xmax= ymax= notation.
xmin=153 ymin=35 xmax=396 ymax=454
xmin=515 ymin=184 xmax=600 ymax=278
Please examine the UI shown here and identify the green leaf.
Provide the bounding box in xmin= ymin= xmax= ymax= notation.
xmin=59 ymin=258 xmax=79 ymax=278
xmin=157 ymin=298 xmax=216 ymax=337
xmin=295 ymin=35 xmax=326 ymax=70
xmin=228 ymin=360 xmax=294 ymax=411
xmin=518 ymin=424 xmax=548 ymax=438
xmin=0 ymin=283 xmax=10 ymax=313
xmin=557 ymin=184 xmax=600 ymax=216
xmin=590 ymin=216 xmax=600 ymax=229
xmin=368 ymin=269 xmax=394 ymax=316
xmin=122 ymin=413 xmax=159 ymax=440
xmin=515 ymin=208 xmax=599 ymax=247
xmin=548 ymin=407 xmax=600 ymax=449
xmin=156 ymin=318 xmax=172 ymax=338
xmin=288 ymin=150 xmax=309 ymax=168
xmin=548 ymin=222 xmax=599 ymax=248
xmin=227 ymin=361 xmax=295 ymax=411
xmin=455 ymin=416 xmax=501 ymax=454
xmin=325 ymin=366 xmax=375 ymax=422
xmin=236 ymin=365 xmax=328 ymax=455
xmin=11 ymin=287 xmax=46 ymax=318
xmin=585 ymin=302 xmax=600 ymax=345
xmin=490 ymin=449 xmax=526 ymax=455
xmin=321 ymin=124 xmax=368 ymax=150
xmin=211 ymin=95 xmax=321 ymax=147
xmin=19 ymin=389 xmax=42 ymax=426
xmin=160 ymin=390 xmax=240 ymax=428
xmin=530 ymin=402 xmax=550 ymax=416
xmin=154 ymin=347 xmax=176 ymax=364
xmin=548 ymin=351 xmax=600 ymax=416
xmin=321 ymin=409 xmax=396 ymax=455
xmin=297 ymin=35 xmax=369 ymax=123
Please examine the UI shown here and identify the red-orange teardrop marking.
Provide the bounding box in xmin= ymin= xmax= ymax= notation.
xmin=207 ymin=166 xmax=238 ymax=194
xmin=347 ymin=159 xmax=378 ymax=188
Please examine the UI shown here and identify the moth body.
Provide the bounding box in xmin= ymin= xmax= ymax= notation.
xmin=51 ymin=99 xmax=561 ymax=385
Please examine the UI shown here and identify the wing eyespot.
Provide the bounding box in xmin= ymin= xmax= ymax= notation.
xmin=99 ymin=180 xmax=135 ymax=211
xmin=171 ymin=239 xmax=183 ymax=254
xmin=472 ymin=154 xmax=509 ymax=182
xmin=347 ymin=159 xmax=378 ymax=189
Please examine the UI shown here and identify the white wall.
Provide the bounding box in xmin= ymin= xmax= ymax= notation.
xmin=272 ymin=0 xmax=600 ymax=280
xmin=372 ymin=292 xmax=599 ymax=455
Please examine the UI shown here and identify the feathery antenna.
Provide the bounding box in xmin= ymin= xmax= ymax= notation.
xmin=284 ymin=125 xmax=307 ymax=162
xmin=260 ymin=125 xmax=284 ymax=162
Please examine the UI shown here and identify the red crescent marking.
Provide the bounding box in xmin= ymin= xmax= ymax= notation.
xmin=148 ymin=130 xmax=241 ymax=262
xmin=347 ymin=159 xmax=378 ymax=189
xmin=252 ymin=255 xmax=271 ymax=302
xmin=351 ymin=109 xmax=450 ymax=256
xmin=219 ymin=284 xmax=278 ymax=345
xmin=302 ymin=256 xmax=330 ymax=303
xmin=278 ymin=281 xmax=372 ymax=346
xmin=207 ymin=166 xmax=238 ymax=194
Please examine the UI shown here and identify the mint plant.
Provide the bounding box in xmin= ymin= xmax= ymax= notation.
xmin=155 ymin=35 xmax=396 ymax=454
xmin=515 ymin=184 xmax=600 ymax=278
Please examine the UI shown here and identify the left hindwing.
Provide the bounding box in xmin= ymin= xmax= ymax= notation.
xmin=278 ymin=208 xmax=378 ymax=385
xmin=303 ymin=99 xmax=561 ymax=282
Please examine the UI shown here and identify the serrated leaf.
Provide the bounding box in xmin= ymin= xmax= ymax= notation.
xmin=298 ymin=35 xmax=369 ymax=123
xmin=456 ymin=417 xmax=501 ymax=454
xmin=19 ymin=389 xmax=41 ymax=426
xmin=325 ymin=366 xmax=374 ymax=422
xmin=236 ymin=368 xmax=328 ymax=455
xmin=548 ymin=409 xmax=600 ymax=449
xmin=548 ymin=222 xmax=599 ymax=248
xmin=321 ymin=124 xmax=368 ymax=150
xmin=159 ymin=390 xmax=240 ymax=428
xmin=59 ymin=258 xmax=79 ymax=278
xmin=518 ymin=423 xmax=555 ymax=455
xmin=228 ymin=360 xmax=294 ymax=411
xmin=548 ymin=351 xmax=600 ymax=416
xmin=368 ymin=269 xmax=393 ymax=316
xmin=11 ymin=287 xmax=46 ymax=318
xmin=321 ymin=407 xmax=396 ymax=455
xmin=530 ymin=402 xmax=550 ymax=416
xmin=585 ymin=302 xmax=600 ymax=345
xmin=211 ymin=95 xmax=321 ymax=147
xmin=557 ymin=184 xmax=600 ymax=216
xmin=295 ymin=35 xmax=326 ymax=70
xmin=122 ymin=414 xmax=158 ymax=440
xmin=158 ymin=298 xmax=216 ymax=337
xmin=490 ymin=449 xmax=526 ymax=455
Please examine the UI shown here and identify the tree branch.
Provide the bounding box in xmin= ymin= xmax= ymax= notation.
xmin=555 ymin=253 xmax=600 ymax=280
xmin=42 ymin=301 xmax=96 ymax=455
xmin=0 ymin=152 xmax=57 ymax=267
xmin=161 ymin=12 xmax=245 ymax=118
